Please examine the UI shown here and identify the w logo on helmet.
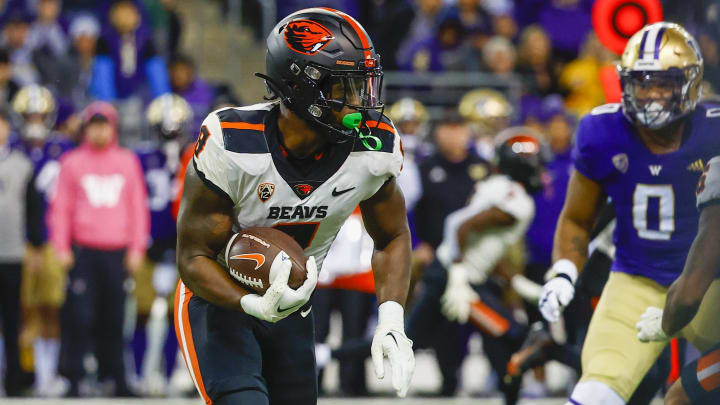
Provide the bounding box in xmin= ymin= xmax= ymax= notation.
xmin=284 ymin=20 xmax=335 ymax=55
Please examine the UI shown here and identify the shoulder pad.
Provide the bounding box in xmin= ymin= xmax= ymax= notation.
xmin=589 ymin=103 xmax=622 ymax=116
xmin=354 ymin=114 xmax=397 ymax=154
xmin=353 ymin=113 xmax=403 ymax=178
xmin=214 ymin=104 xmax=273 ymax=154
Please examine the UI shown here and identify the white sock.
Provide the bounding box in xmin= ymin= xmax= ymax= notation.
xmin=567 ymin=381 xmax=626 ymax=405
xmin=34 ymin=338 xmax=60 ymax=392
xmin=315 ymin=343 xmax=331 ymax=370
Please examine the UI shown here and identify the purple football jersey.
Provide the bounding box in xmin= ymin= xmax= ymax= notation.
xmin=573 ymin=103 xmax=720 ymax=286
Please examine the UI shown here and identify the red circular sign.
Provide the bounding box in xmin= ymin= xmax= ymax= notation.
xmin=592 ymin=0 xmax=663 ymax=55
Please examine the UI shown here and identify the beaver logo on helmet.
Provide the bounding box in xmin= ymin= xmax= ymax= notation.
xmin=284 ymin=20 xmax=335 ymax=55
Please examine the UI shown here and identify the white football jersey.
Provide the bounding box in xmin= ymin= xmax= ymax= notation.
xmin=697 ymin=155 xmax=720 ymax=210
xmin=436 ymin=174 xmax=535 ymax=283
xmin=193 ymin=103 xmax=403 ymax=270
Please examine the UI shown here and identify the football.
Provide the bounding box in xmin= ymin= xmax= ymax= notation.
xmin=224 ymin=227 xmax=308 ymax=295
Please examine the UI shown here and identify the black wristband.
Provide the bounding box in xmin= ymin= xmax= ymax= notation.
xmin=556 ymin=273 xmax=573 ymax=284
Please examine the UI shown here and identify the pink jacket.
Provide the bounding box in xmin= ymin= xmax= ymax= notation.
xmin=50 ymin=102 xmax=149 ymax=255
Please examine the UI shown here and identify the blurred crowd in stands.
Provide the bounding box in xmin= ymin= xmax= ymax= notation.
xmin=0 ymin=0 xmax=719 ymax=400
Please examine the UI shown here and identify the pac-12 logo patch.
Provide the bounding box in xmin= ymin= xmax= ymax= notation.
xmin=612 ymin=153 xmax=629 ymax=174
xmin=284 ymin=20 xmax=335 ymax=55
xmin=257 ymin=182 xmax=275 ymax=202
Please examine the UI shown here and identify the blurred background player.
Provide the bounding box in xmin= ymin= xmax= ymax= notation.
xmin=10 ymin=84 xmax=73 ymax=397
xmin=539 ymin=22 xmax=720 ymax=405
xmin=50 ymin=101 xmax=149 ymax=397
xmin=131 ymin=93 xmax=192 ymax=395
xmin=437 ymin=126 xmax=545 ymax=405
xmin=0 ymin=111 xmax=33 ymax=396
xmin=458 ymin=88 xmax=512 ymax=160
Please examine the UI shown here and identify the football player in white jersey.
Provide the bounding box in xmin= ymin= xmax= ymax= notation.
xmin=174 ymin=8 xmax=414 ymax=405
xmin=436 ymin=127 xmax=545 ymax=405
xmin=437 ymin=127 xmax=543 ymax=322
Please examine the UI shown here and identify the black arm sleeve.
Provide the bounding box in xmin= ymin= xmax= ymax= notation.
xmin=26 ymin=173 xmax=45 ymax=247
xmin=589 ymin=201 xmax=615 ymax=240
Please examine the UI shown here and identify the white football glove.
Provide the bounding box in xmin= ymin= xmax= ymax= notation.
xmin=441 ymin=263 xmax=479 ymax=323
xmin=275 ymin=255 xmax=318 ymax=314
xmin=371 ymin=301 xmax=414 ymax=398
xmin=539 ymin=259 xmax=577 ymax=323
xmin=636 ymin=306 xmax=669 ymax=342
xmin=240 ymin=252 xmax=318 ymax=323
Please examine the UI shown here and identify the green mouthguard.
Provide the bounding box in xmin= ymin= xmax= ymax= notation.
xmin=342 ymin=112 xmax=363 ymax=129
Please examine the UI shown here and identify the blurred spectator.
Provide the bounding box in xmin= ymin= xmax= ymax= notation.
xmin=516 ymin=25 xmax=561 ymax=97
xmin=0 ymin=47 xmax=20 ymax=108
xmin=0 ymin=1 xmax=29 ymax=26
xmin=490 ymin=13 xmax=517 ymax=40
xmin=11 ymin=85 xmax=74 ymax=398
xmin=441 ymin=0 xmax=492 ymax=56
xmin=559 ymin=33 xmax=614 ymax=117
xmin=1 ymin=11 xmax=39 ymax=85
xmin=141 ymin=0 xmax=182 ymax=57
xmin=396 ymin=0 xmax=445 ymax=71
xmin=35 ymin=14 xmax=99 ymax=108
xmin=415 ymin=114 xmax=488 ymax=251
xmin=368 ymin=0 xmax=414 ymax=70
xmin=210 ymin=83 xmax=241 ymax=111
xmin=455 ymin=0 xmax=492 ymax=38
xmin=0 ymin=112 xmax=33 ymax=396
xmin=482 ymin=35 xmax=516 ymax=77
xmin=663 ymin=0 xmax=718 ymax=34
xmin=514 ymin=0 xmax=593 ymax=62
xmin=50 ymin=101 xmax=149 ymax=397
xmin=61 ymin=0 xmax=110 ymax=17
xmin=27 ymin=0 xmax=69 ymax=57
xmin=698 ymin=30 xmax=720 ymax=90
xmin=90 ymin=0 xmax=169 ymax=101
xmin=169 ymin=54 xmax=212 ymax=132
xmin=400 ymin=16 xmax=469 ymax=72
xmin=517 ymin=94 xmax=543 ymax=132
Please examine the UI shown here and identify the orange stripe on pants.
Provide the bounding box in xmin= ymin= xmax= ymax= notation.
xmin=698 ymin=348 xmax=720 ymax=392
xmin=174 ymin=281 xmax=212 ymax=404
xmin=469 ymin=300 xmax=510 ymax=337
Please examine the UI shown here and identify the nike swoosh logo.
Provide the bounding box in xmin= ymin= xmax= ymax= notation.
xmin=332 ymin=187 xmax=356 ymax=197
xmin=277 ymin=304 xmax=297 ymax=312
xmin=300 ymin=305 xmax=312 ymax=318
xmin=230 ymin=253 xmax=265 ymax=270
